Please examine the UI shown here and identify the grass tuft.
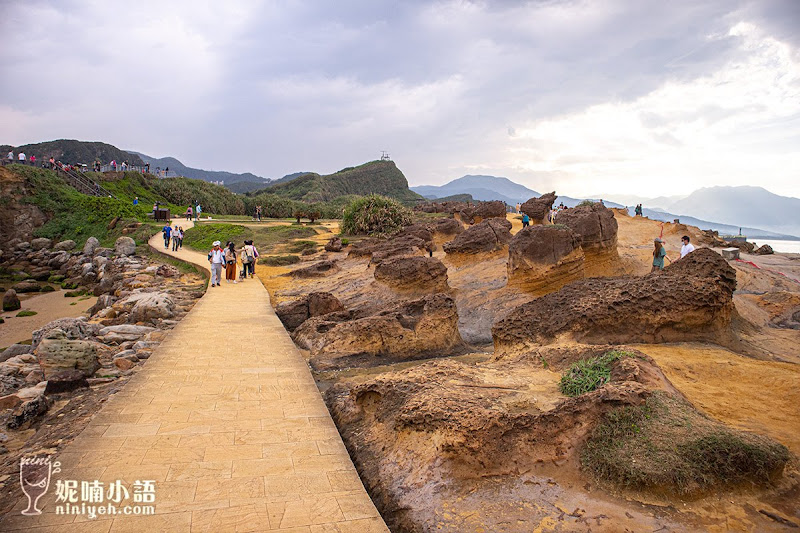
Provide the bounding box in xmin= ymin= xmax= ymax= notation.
xmin=559 ymin=350 xmax=635 ymax=397
xmin=259 ymin=255 xmax=301 ymax=266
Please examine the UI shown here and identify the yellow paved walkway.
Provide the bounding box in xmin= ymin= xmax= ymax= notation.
xmin=4 ymin=221 xmax=387 ymax=532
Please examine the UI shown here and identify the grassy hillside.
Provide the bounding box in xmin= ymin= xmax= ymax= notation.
xmin=260 ymin=161 xmax=423 ymax=204
xmin=1 ymin=139 xmax=143 ymax=166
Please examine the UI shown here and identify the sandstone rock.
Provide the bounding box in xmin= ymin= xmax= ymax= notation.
xmin=53 ymin=239 xmax=76 ymax=251
xmin=493 ymin=248 xmax=737 ymax=352
xmin=507 ymin=226 xmax=585 ymax=293
xmin=83 ymin=236 xmax=100 ymax=256
xmin=32 ymin=317 xmax=100 ymax=348
xmin=30 ymin=238 xmax=52 ymax=251
xmin=276 ymin=292 xmax=345 ymax=331
xmin=294 ymin=293 xmax=465 ymax=371
xmin=2 ymin=289 xmax=20 ymax=312
xmin=11 ymin=280 xmax=40 ymax=293
xmin=155 ymin=264 xmax=180 ymax=277
xmin=0 ymin=382 xmax=47 ymax=409
xmin=396 ymin=224 xmax=434 ymax=244
xmin=98 ymin=324 xmax=157 ymax=338
xmin=325 ymin=236 xmax=343 ymax=252
xmin=520 ymin=192 xmax=557 ymax=223
xmin=36 ymin=328 xmax=99 ymax=391
xmin=443 ymin=218 xmax=512 ymax=254
xmin=556 ymin=202 xmax=618 ymax=253
xmin=430 ymin=217 xmax=464 ymax=236
xmin=128 ymin=292 xmax=175 ymax=323
xmin=469 ymin=201 xmax=507 ymax=223
xmin=288 ymin=260 xmax=339 ymax=278
xmin=113 ymin=358 xmax=136 ymax=371
xmin=114 ymin=236 xmax=136 ymax=256
xmin=88 ymin=295 xmax=116 ymax=316
xmin=374 ymin=256 xmax=449 ymax=292
xmin=755 ymin=244 xmax=774 ymax=255
xmin=6 ymin=389 xmax=49 ymax=429
xmin=1 ymin=344 xmax=32 ymax=363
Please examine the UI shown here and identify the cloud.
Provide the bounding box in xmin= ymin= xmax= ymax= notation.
xmin=0 ymin=0 xmax=797 ymax=198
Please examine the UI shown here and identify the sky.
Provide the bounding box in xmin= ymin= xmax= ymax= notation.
xmin=1 ymin=0 xmax=799 ymax=199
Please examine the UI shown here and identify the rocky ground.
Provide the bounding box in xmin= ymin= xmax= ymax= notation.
xmin=0 ymin=234 xmax=205 ymax=512
xmin=259 ymin=198 xmax=800 ymax=532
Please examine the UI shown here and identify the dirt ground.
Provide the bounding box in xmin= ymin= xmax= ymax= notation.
xmin=0 ymin=290 xmax=97 ymax=348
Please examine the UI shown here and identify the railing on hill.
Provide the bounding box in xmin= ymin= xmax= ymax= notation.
xmin=99 ymin=164 xmax=178 ymax=178
xmin=54 ymin=164 xmax=117 ymax=199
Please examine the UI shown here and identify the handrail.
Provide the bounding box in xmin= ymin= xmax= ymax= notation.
xmin=53 ymin=164 xmax=116 ymax=199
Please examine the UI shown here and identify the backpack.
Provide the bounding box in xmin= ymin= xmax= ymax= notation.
xmin=242 ymin=245 xmax=254 ymax=263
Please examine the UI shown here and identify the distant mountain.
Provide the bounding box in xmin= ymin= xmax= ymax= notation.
xmin=635 ymin=207 xmax=795 ymax=239
xmin=1 ymin=139 xmax=144 ymax=166
xmin=270 ymin=172 xmax=310 ymax=186
xmin=412 ymin=175 xmax=540 ymax=204
xmin=590 ymin=193 xmax=687 ymax=210
xmin=129 ymin=151 xmax=270 ymax=191
xmin=259 ymin=160 xmax=423 ymax=204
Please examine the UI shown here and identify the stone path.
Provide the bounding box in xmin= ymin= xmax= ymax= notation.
xmin=3 ymin=221 xmax=387 ymax=532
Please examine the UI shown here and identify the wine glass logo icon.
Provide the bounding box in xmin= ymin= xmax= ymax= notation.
xmin=20 ymin=456 xmax=55 ymax=516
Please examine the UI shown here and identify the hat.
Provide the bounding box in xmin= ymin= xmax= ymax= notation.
xmin=654 ymin=238 xmax=664 ymax=243
xmin=212 ymin=240 xmax=221 ymax=246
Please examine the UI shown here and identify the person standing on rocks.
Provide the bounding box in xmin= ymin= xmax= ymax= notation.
xmin=162 ymin=224 xmax=172 ymax=249
xmin=224 ymin=242 xmax=238 ymax=283
xmin=680 ymin=235 xmax=695 ymax=259
xmin=208 ymin=241 xmax=225 ymax=286
xmin=521 ymin=213 xmax=530 ymax=228
xmin=652 ymin=238 xmax=672 ymax=272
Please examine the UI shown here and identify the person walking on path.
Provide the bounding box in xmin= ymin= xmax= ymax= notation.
xmin=680 ymin=235 xmax=695 ymax=258
xmin=186 ymin=206 xmax=193 ymax=221
xmin=177 ymin=226 xmax=184 ymax=249
xmin=208 ymin=241 xmax=225 ymax=286
xmin=18 ymin=152 xmax=26 ymax=163
xmin=521 ymin=213 xmax=530 ymax=228
xmin=195 ymin=203 xmax=201 ymax=221
xmin=171 ymin=226 xmax=182 ymax=251
xmin=224 ymin=242 xmax=238 ymax=283
xmin=651 ymin=238 xmax=672 ymax=272
xmin=240 ymin=240 xmax=257 ymax=279
xmin=162 ymin=224 xmax=172 ymax=249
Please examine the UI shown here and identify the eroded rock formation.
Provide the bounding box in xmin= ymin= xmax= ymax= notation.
xmin=374 ymin=256 xmax=449 ymax=292
xmin=520 ymin=192 xmax=557 ymax=224
xmin=443 ymin=218 xmax=512 ymax=254
xmin=556 ymin=202 xmax=619 ymax=275
xmin=494 ymin=248 xmax=737 ymax=353
xmin=507 ymin=225 xmax=585 ymax=294
xmin=275 ymin=292 xmax=345 ymax=331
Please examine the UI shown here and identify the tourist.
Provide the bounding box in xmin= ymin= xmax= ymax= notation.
xmin=195 ymin=203 xmax=201 ymax=221
xmin=177 ymin=226 xmax=184 ymax=249
xmin=6 ymin=150 xmax=12 ymax=162
xmin=208 ymin=241 xmax=224 ymax=286
xmin=162 ymin=224 xmax=172 ymax=249
xmin=133 ymin=196 xmax=139 ymax=206
xmin=18 ymin=152 xmax=26 ymax=163
xmin=49 ymin=156 xmax=55 ymax=169
xmin=521 ymin=213 xmax=530 ymax=228
xmin=680 ymin=235 xmax=695 ymax=258
xmin=171 ymin=226 xmax=181 ymax=251
xmin=240 ymin=240 xmax=255 ymax=279
xmin=651 ymin=238 xmax=672 ymax=272
xmin=29 ymin=155 xmax=36 ymax=166
xmin=186 ymin=206 xmax=193 ymax=221
xmin=224 ymin=242 xmax=238 ymax=283
xmin=248 ymin=240 xmax=259 ymax=277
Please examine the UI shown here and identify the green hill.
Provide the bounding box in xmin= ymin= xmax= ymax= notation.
xmin=1 ymin=139 xmax=144 ymax=166
xmin=260 ymin=160 xmax=424 ymax=204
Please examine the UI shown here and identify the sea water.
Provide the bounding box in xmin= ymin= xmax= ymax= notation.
xmin=752 ymin=239 xmax=800 ymax=254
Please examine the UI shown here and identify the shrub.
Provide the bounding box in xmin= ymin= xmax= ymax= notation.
xmin=64 ymin=289 xmax=87 ymax=297
xmin=259 ymin=255 xmax=301 ymax=266
xmin=16 ymin=310 xmax=38 ymax=317
xmin=340 ymin=194 xmax=412 ymax=236
xmin=577 ymin=200 xmax=596 ymax=207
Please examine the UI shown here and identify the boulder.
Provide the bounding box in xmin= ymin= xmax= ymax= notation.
xmin=288 ymin=260 xmax=339 ymax=278
xmin=82 ymin=236 xmax=100 ymax=256
xmin=325 ymin=236 xmax=344 ymax=252
xmin=0 ymin=382 xmax=47 ymax=410
xmin=88 ymin=295 xmax=116 ymax=316
xmin=754 ymin=244 xmax=774 ymax=255
xmin=430 ymin=217 xmax=464 ymax=236
xmin=294 ymin=293 xmax=465 ymax=371
xmin=30 ymin=238 xmax=52 ymax=251
xmin=6 ymin=387 xmax=49 ymax=428
xmin=469 ymin=201 xmax=507 ymax=223
xmin=32 ymin=317 xmax=101 ymax=348
xmin=53 ymin=239 xmax=76 ymax=252
xmin=48 ymin=251 xmax=70 ymax=268
xmin=36 ymin=328 xmax=99 ymax=391
xmin=276 ymin=292 xmax=345 ymax=331
xmin=556 ymin=202 xmax=618 ymax=253
xmin=2 ymin=289 xmax=21 ymax=312
xmin=493 ymin=248 xmax=737 ymax=353
xmin=1 ymin=344 xmax=32 ymax=363
xmin=155 ymin=264 xmax=180 ymax=277
xmin=374 ymin=256 xmax=449 ymax=292
xmin=98 ymin=324 xmax=157 ymax=343
xmin=114 ymin=236 xmax=136 ymax=257
xmin=520 ymin=192 xmax=557 ymax=223
xmin=15 ymin=242 xmax=31 ymax=251
xmin=11 ymin=280 xmax=40 ymax=293
xmin=507 ymin=226 xmax=585 ymax=293
xmin=443 ymin=218 xmax=512 ymax=254
xmin=128 ymin=292 xmax=175 ymax=323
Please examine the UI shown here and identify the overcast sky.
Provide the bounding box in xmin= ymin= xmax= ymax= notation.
xmin=1 ymin=0 xmax=799 ymax=198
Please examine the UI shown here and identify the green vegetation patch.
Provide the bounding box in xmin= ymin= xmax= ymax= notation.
xmin=560 ymin=350 xmax=633 ymax=397
xmin=285 ymin=240 xmax=318 ymax=253
xmin=259 ymin=255 xmax=301 ymax=266
xmin=64 ymin=289 xmax=87 ymax=297
xmin=182 ymin=223 xmax=318 ymax=253
xmin=582 ymin=392 xmax=791 ymax=495
xmin=341 ymin=194 xmax=412 ymax=236
xmin=16 ymin=310 xmax=38 ymax=317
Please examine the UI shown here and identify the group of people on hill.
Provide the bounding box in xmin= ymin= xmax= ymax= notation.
xmin=207 ymin=240 xmax=259 ymax=286
xmin=185 ymin=203 xmax=201 ymax=221
xmin=634 ymin=204 xmax=644 ymax=216
xmin=652 ymin=235 xmax=695 ymax=272
xmin=6 ymin=150 xmax=36 ymax=165
xmin=162 ymin=225 xmax=185 ymax=251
